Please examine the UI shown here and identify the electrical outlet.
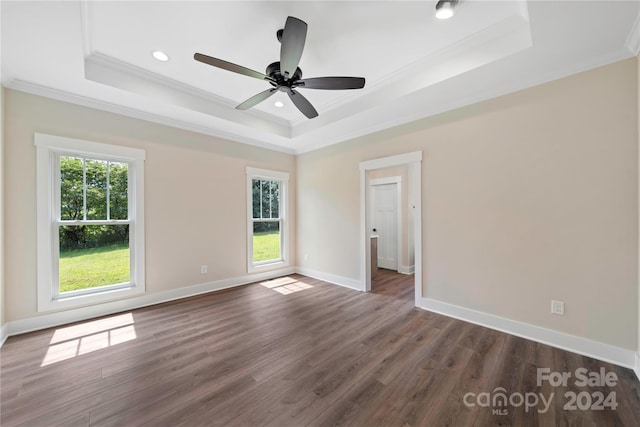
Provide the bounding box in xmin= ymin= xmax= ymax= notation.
xmin=304 ymin=254 xmax=308 ymax=261
xmin=201 ymin=265 xmax=208 ymax=274
xmin=551 ymin=300 xmax=565 ymax=316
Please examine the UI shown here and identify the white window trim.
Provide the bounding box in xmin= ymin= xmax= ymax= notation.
xmin=35 ymin=133 xmax=145 ymax=312
xmin=246 ymin=167 xmax=289 ymax=273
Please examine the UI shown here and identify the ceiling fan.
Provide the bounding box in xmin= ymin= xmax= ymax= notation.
xmin=194 ymin=16 xmax=366 ymax=119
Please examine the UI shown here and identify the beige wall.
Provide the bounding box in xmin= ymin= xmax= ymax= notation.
xmin=3 ymin=89 xmax=296 ymax=322
xmin=638 ymin=52 xmax=640 ymax=357
xmin=369 ymin=165 xmax=411 ymax=268
xmin=297 ymin=58 xmax=638 ymax=350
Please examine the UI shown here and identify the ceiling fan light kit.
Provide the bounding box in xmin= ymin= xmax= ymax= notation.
xmin=194 ymin=16 xmax=366 ymax=119
xmin=152 ymin=50 xmax=169 ymax=62
xmin=435 ymin=0 xmax=458 ymax=20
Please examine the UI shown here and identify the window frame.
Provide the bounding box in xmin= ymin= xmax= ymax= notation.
xmin=246 ymin=167 xmax=289 ymax=272
xmin=35 ymin=133 xmax=145 ymax=312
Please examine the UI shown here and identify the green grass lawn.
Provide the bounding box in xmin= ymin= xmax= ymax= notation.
xmin=59 ymin=232 xmax=279 ymax=293
xmin=59 ymin=243 xmax=130 ymax=292
xmin=253 ymin=230 xmax=281 ymax=263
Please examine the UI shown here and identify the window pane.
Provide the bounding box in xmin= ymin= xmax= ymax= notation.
xmin=109 ymin=161 xmax=128 ymax=220
xmin=59 ymin=224 xmax=130 ymax=293
xmin=252 ymin=179 xmax=261 ymax=219
xmin=253 ymin=222 xmax=281 ymax=263
xmin=86 ymin=159 xmax=108 ymax=220
xmin=252 ymin=179 xmax=280 ymax=219
xmin=270 ymin=181 xmax=280 ymax=218
xmin=60 ymin=156 xmax=84 ymax=220
xmin=260 ymin=180 xmax=270 ymax=218
xmin=255 ymin=179 xmax=280 ymax=219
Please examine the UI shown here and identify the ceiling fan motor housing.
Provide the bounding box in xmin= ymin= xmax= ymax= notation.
xmin=267 ymin=61 xmax=302 ymax=87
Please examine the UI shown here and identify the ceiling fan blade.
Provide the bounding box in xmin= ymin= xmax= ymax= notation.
xmin=280 ymin=17 xmax=307 ymax=80
xmin=236 ymin=88 xmax=277 ymax=110
xmin=287 ymin=89 xmax=318 ymax=119
xmin=297 ymin=77 xmax=366 ymax=90
xmin=194 ymin=53 xmax=269 ymax=81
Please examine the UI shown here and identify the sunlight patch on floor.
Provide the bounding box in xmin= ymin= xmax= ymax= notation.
xmin=41 ymin=313 xmax=137 ymax=367
xmin=272 ymin=282 xmax=313 ymax=294
xmin=259 ymin=276 xmax=314 ymax=295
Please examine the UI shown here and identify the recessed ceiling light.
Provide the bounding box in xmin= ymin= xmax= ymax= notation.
xmin=435 ymin=0 xmax=457 ymax=20
xmin=274 ymin=101 xmax=285 ymax=108
xmin=152 ymin=50 xmax=169 ymax=62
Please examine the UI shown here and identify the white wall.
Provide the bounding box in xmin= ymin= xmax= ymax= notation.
xmin=297 ymin=58 xmax=638 ymax=351
xmin=3 ymin=89 xmax=296 ymax=323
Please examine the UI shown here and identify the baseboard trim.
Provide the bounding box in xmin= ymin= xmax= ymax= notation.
xmin=4 ymin=269 xmax=635 ymax=374
xmin=295 ymin=267 xmax=362 ymax=291
xmin=420 ymin=297 xmax=636 ymax=370
xmin=398 ymin=265 xmax=415 ymax=275
xmin=0 ymin=323 xmax=8 ymax=348
xmin=3 ymin=267 xmax=295 ymax=339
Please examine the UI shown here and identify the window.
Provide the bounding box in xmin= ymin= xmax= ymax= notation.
xmin=36 ymin=134 xmax=145 ymax=312
xmin=246 ymin=167 xmax=289 ymax=271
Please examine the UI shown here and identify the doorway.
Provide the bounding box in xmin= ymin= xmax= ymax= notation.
xmin=359 ymin=151 xmax=422 ymax=307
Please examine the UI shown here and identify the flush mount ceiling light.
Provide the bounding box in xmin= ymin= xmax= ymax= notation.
xmin=152 ymin=50 xmax=169 ymax=62
xmin=274 ymin=101 xmax=285 ymax=108
xmin=435 ymin=0 xmax=458 ymax=20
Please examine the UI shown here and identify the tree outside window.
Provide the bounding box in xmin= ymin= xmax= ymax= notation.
xmin=58 ymin=156 xmax=131 ymax=293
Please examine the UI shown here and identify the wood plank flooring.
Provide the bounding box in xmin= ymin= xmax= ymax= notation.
xmin=1 ymin=273 xmax=639 ymax=426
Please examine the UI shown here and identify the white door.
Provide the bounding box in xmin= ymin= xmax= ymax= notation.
xmin=372 ymin=183 xmax=398 ymax=271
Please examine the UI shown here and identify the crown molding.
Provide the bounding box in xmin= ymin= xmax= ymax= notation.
xmin=291 ymin=12 xmax=533 ymax=136
xmin=4 ymin=79 xmax=295 ymax=155
xmin=293 ymin=47 xmax=633 ymax=155
xmin=6 ymin=1 xmax=636 ymax=157
xmin=84 ymin=53 xmax=293 ymax=139
xmin=80 ymin=1 xmax=293 ymax=138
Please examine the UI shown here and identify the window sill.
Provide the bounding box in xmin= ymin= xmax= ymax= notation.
xmin=38 ymin=284 xmax=145 ymax=313
xmin=248 ymin=260 xmax=289 ymax=274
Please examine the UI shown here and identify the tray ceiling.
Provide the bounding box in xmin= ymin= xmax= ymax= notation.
xmin=2 ymin=1 xmax=639 ymax=153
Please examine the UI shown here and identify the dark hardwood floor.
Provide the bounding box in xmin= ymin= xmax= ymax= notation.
xmin=1 ymin=273 xmax=639 ymax=426
xmin=371 ymin=268 xmax=415 ymax=302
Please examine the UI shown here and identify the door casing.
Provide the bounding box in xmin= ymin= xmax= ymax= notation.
xmin=359 ymin=151 xmax=422 ymax=307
